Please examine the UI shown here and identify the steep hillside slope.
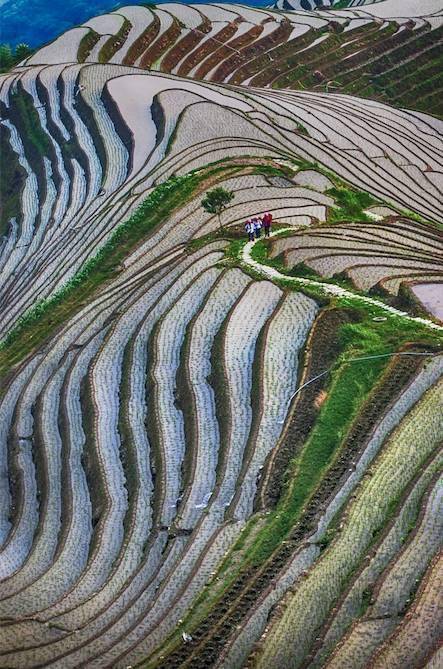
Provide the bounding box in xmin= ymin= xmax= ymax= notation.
xmin=1 ymin=64 xmax=442 ymax=336
xmin=0 ymin=2 xmax=442 ymax=668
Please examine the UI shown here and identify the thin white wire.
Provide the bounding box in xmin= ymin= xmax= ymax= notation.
xmin=277 ymin=350 xmax=437 ymax=423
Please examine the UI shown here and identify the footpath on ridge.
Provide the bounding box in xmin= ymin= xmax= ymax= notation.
xmin=241 ymin=229 xmax=443 ymax=333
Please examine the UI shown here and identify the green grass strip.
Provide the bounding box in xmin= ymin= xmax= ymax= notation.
xmin=247 ymin=353 xmax=385 ymax=564
xmin=11 ymin=89 xmax=51 ymax=158
xmin=0 ymin=170 xmax=205 ymax=378
xmin=326 ymin=185 xmax=376 ymax=223
xmin=238 ymin=307 xmax=439 ymax=567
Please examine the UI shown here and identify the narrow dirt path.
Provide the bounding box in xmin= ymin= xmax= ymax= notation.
xmin=241 ymin=229 xmax=443 ymax=333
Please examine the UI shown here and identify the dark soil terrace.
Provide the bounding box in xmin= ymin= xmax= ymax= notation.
xmin=162 ymin=18 xmax=211 ymax=73
xmin=186 ymin=22 xmax=240 ymax=78
xmin=141 ymin=19 xmax=182 ymax=70
xmin=123 ymin=15 xmax=161 ymax=66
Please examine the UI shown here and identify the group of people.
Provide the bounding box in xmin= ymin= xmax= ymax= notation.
xmin=244 ymin=212 xmax=273 ymax=242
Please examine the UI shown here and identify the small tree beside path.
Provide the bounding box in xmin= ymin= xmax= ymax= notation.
xmin=201 ymin=187 xmax=234 ymax=232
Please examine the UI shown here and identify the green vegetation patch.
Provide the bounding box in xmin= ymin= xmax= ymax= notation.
xmin=333 ymin=0 xmax=352 ymax=7
xmin=0 ymin=123 xmax=26 ymax=237
xmin=0 ymin=171 xmax=201 ymax=379
xmin=326 ymin=185 xmax=377 ymax=223
xmin=251 ymin=163 xmax=295 ymax=179
xmin=9 ymin=89 xmax=51 ymax=159
xmin=0 ymin=43 xmax=33 ymax=73
xmin=247 ymin=352 xmax=385 ymax=563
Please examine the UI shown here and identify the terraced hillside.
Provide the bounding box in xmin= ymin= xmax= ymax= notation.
xmin=2 ymin=62 xmax=442 ymax=337
xmin=25 ymin=1 xmax=443 ymax=117
xmin=270 ymin=218 xmax=443 ymax=318
xmin=0 ymin=0 xmax=442 ymax=667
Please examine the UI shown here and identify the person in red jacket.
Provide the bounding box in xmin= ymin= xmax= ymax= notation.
xmin=263 ymin=212 xmax=273 ymax=237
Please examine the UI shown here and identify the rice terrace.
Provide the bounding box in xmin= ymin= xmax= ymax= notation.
xmin=0 ymin=0 xmax=442 ymax=667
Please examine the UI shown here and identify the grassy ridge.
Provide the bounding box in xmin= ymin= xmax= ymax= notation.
xmin=0 ymin=171 xmax=201 ymax=378
xmin=246 ymin=311 xmax=429 ymax=565
xmin=326 ymin=185 xmax=376 ymax=224
xmin=0 ymin=124 xmax=26 ymax=236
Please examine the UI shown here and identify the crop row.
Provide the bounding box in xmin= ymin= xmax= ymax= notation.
xmin=311 ymin=446 xmax=442 ymax=668
xmin=368 ymin=551 xmax=443 ymax=669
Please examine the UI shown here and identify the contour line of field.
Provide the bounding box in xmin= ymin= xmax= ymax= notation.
xmin=241 ymin=228 xmax=443 ymax=332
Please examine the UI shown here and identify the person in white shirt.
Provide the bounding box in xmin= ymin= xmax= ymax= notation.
xmin=244 ymin=219 xmax=254 ymax=241
xmin=253 ymin=217 xmax=263 ymax=239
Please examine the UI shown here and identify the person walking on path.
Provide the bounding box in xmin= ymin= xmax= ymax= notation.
xmin=253 ymin=216 xmax=263 ymax=239
xmin=245 ymin=219 xmax=254 ymax=242
xmin=263 ymin=212 xmax=272 ymax=237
